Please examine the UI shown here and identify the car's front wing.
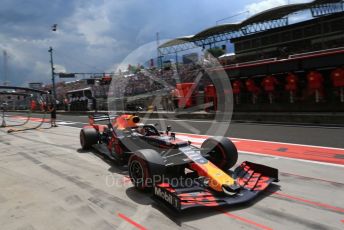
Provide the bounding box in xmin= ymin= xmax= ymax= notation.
xmin=152 ymin=161 xmax=279 ymax=211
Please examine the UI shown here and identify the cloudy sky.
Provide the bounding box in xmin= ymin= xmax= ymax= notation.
xmin=0 ymin=0 xmax=310 ymax=86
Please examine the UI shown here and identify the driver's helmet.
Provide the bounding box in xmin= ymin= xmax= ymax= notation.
xmin=136 ymin=126 xmax=146 ymax=136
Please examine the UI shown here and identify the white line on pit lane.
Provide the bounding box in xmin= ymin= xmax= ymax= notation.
xmin=239 ymin=150 xmax=344 ymax=168
xmin=234 ymin=121 xmax=344 ymax=129
xmin=56 ymin=120 xmax=88 ymax=125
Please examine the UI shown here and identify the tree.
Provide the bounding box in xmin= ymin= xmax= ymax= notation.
xmin=207 ymin=47 xmax=225 ymax=58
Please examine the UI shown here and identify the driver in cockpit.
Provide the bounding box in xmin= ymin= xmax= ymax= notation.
xmin=136 ymin=126 xmax=146 ymax=136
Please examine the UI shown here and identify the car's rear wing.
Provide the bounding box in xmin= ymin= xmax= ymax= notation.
xmin=89 ymin=113 xmax=117 ymax=123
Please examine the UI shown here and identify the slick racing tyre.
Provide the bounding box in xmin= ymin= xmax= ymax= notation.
xmin=128 ymin=149 xmax=165 ymax=191
xmin=80 ymin=128 xmax=98 ymax=150
xmin=201 ymin=137 xmax=238 ymax=171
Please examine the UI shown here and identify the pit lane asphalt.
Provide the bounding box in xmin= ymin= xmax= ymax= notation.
xmin=7 ymin=112 xmax=344 ymax=148
xmin=0 ymin=117 xmax=343 ymax=230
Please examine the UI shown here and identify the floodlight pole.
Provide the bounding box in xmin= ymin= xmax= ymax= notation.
xmin=48 ymin=47 xmax=57 ymax=104
xmin=156 ymin=32 xmax=163 ymax=69
xmin=3 ymin=50 xmax=8 ymax=86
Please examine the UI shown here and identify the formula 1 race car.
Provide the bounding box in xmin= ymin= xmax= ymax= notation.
xmin=80 ymin=113 xmax=279 ymax=211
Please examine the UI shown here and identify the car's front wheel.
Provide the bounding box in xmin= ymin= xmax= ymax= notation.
xmin=128 ymin=149 xmax=165 ymax=191
xmin=128 ymin=155 xmax=151 ymax=190
xmin=201 ymin=137 xmax=238 ymax=171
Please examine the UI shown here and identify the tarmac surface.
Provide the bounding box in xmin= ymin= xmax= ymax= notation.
xmin=0 ymin=112 xmax=343 ymax=229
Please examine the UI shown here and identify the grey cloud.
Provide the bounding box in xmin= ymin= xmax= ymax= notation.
xmin=0 ymin=0 xmax=254 ymax=86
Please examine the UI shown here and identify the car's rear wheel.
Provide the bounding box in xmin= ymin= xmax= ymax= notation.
xmin=201 ymin=137 xmax=238 ymax=171
xmin=80 ymin=128 xmax=98 ymax=150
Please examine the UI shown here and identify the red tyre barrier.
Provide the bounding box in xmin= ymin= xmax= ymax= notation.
xmin=30 ymin=100 xmax=37 ymax=111
xmin=307 ymin=70 xmax=324 ymax=103
xmin=232 ymin=80 xmax=242 ymax=105
xmin=285 ymin=73 xmax=299 ymax=103
xmin=261 ymin=75 xmax=278 ymax=92
xmin=285 ymin=73 xmax=298 ymax=92
xmin=307 ymin=70 xmax=323 ymax=90
xmin=245 ymin=79 xmax=260 ymax=104
xmin=331 ymin=67 xmax=344 ymax=103
xmin=261 ymin=75 xmax=278 ymax=104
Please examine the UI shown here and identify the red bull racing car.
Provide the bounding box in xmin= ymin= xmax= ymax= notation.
xmin=80 ymin=113 xmax=279 ymax=211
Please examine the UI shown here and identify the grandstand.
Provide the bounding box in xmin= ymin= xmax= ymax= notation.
xmin=159 ymin=0 xmax=344 ymax=56
xmin=158 ymin=0 xmax=344 ymax=112
xmin=231 ymin=10 xmax=344 ymax=62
